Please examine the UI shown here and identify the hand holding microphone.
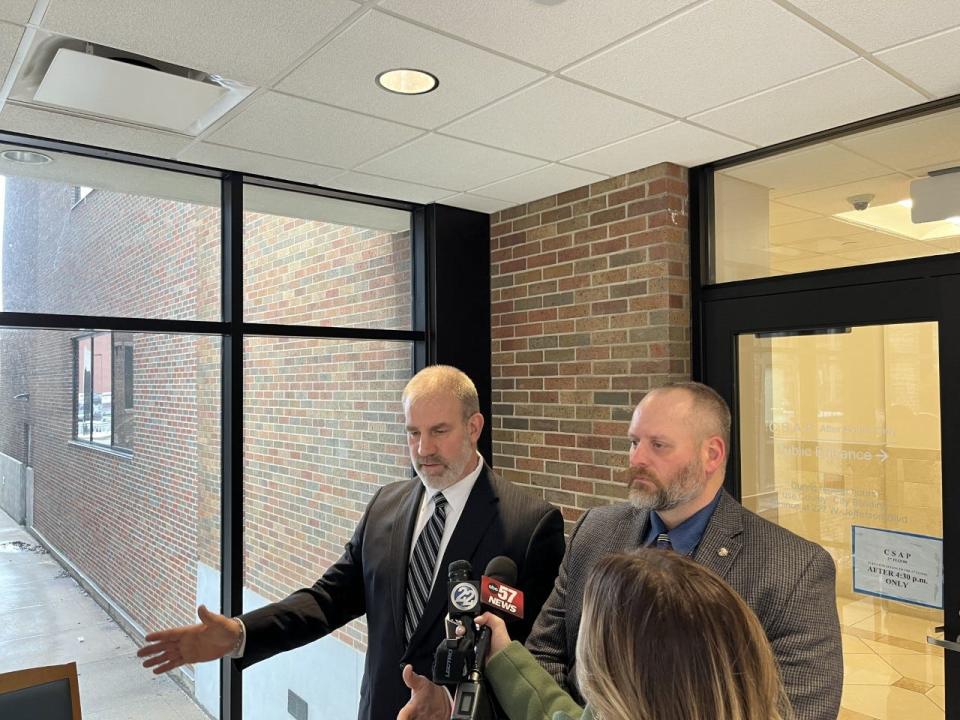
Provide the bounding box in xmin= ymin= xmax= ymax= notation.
xmin=455 ymin=612 xmax=510 ymax=659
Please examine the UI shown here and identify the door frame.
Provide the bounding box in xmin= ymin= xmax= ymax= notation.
xmin=697 ymin=266 xmax=960 ymax=719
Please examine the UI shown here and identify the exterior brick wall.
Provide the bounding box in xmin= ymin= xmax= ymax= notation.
xmin=489 ymin=163 xmax=691 ymax=530
xmin=0 ymin=174 xmax=413 ymax=657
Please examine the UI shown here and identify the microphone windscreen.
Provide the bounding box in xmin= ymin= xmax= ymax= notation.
xmin=448 ymin=559 xmax=473 ymax=579
xmin=483 ymin=556 xmax=517 ymax=586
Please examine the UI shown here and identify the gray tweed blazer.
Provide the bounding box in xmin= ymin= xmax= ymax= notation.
xmin=525 ymin=491 xmax=843 ymax=720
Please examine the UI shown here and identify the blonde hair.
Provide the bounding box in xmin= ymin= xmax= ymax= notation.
xmin=402 ymin=365 xmax=480 ymax=422
xmin=575 ymin=550 xmax=792 ymax=720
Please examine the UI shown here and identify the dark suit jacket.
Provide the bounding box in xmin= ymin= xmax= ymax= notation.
xmin=525 ymin=491 xmax=843 ymax=720
xmin=237 ymin=464 xmax=565 ymax=720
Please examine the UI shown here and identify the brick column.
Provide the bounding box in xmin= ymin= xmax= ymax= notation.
xmin=490 ymin=163 xmax=690 ymax=528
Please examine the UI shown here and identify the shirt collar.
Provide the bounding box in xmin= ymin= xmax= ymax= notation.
xmin=644 ymin=488 xmax=723 ymax=556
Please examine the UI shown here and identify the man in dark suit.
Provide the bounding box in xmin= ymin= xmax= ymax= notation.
xmin=137 ymin=365 xmax=565 ymax=720
xmin=525 ymin=381 xmax=843 ymax=720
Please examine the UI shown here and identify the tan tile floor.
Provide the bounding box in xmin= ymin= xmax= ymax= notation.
xmin=838 ymin=596 xmax=945 ymax=720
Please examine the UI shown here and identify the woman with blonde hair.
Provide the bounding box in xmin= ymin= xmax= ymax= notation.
xmin=476 ymin=548 xmax=793 ymax=720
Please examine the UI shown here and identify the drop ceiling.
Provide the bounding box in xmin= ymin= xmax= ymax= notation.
xmin=0 ymin=0 xmax=957 ymax=214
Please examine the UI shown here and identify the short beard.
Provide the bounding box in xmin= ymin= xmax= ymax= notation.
xmin=628 ymin=457 xmax=705 ymax=512
xmin=414 ymin=437 xmax=476 ymax=490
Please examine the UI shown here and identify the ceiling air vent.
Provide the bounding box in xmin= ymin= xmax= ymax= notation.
xmin=8 ymin=31 xmax=254 ymax=136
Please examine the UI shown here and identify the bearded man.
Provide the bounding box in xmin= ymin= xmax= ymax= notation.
xmin=138 ymin=365 xmax=564 ymax=720
xmin=523 ymin=381 xmax=843 ymax=720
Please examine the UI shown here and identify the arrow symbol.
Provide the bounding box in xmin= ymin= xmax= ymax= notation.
xmin=878 ymin=449 xmax=888 ymax=463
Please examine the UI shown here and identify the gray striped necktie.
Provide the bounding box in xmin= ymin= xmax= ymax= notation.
xmin=404 ymin=492 xmax=448 ymax=643
xmin=656 ymin=532 xmax=673 ymax=550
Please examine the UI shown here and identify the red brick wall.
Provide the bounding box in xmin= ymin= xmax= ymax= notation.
xmin=489 ymin=163 xmax=691 ymax=530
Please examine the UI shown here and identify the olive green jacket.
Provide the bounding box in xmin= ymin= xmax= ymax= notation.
xmin=486 ymin=641 xmax=596 ymax=720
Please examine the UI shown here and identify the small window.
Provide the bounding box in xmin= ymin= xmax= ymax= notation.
xmin=73 ymin=331 xmax=133 ymax=452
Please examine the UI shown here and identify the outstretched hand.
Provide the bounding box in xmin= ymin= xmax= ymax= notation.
xmin=137 ymin=604 xmax=241 ymax=674
xmin=396 ymin=664 xmax=452 ymax=720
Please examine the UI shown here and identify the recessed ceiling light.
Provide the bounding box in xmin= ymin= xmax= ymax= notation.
xmin=376 ymin=68 xmax=438 ymax=95
xmin=1 ymin=149 xmax=53 ymax=164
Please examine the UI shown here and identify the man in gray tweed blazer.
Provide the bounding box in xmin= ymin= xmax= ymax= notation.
xmin=525 ymin=381 xmax=843 ymax=720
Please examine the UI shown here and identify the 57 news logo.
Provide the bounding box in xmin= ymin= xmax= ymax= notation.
xmin=480 ymin=578 xmax=524 ymax=618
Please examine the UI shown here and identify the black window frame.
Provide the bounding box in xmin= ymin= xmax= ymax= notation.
xmin=0 ymin=129 xmax=491 ymax=720
xmin=71 ymin=330 xmax=132 ymax=455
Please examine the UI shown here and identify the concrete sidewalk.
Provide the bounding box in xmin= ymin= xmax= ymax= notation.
xmin=0 ymin=511 xmax=211 ymax=719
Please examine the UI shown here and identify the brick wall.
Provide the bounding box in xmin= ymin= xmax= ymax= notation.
xmin=489 ymin=163 xmax=691 ymax=530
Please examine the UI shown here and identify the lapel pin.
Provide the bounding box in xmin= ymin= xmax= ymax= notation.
xmin=718 ymin=547 xmax=729 ymax=557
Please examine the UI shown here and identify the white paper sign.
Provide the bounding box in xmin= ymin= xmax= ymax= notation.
xmin=852 ymin=525 xmax=943 ymax=609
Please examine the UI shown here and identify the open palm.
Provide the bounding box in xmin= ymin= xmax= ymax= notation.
xmin=137 ymin=604 xmax=239 ymax=674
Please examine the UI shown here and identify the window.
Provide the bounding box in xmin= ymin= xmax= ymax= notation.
xmin=73 ymin=331 xmax=133 ymax=451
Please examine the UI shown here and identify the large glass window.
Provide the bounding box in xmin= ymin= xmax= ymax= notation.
xmin=244 ymin=186 xmax=412 ymax=330
xmin=0 ymin=144 xmax=221 ymax=319
xmin=0 ymin=328 xmax=221 ymax=719
xmin=0 ymin=142 xmax=421 ymax=720
xmin=241 ymin=336 xmax=412 ymax=719
xmin=712 ymin=106 xmax=960 ymax=283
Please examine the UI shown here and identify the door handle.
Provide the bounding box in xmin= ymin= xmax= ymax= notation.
xmin=927 ymin=625 xmax=960 ymax=653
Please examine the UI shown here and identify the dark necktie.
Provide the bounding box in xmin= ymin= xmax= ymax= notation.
xmin=404 ymin=493 xmax=448 ymax=643
xmin=656 ymin=532 xmax=673 ymax=550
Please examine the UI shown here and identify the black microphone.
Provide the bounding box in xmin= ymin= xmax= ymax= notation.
xmin=450 ymin=556 xmax=517 ymax=720
xmin=432 ymin=560 xmax=480 ymax=686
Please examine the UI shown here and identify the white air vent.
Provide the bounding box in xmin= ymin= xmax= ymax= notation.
xmin=8 ymin=31 xmax=255 ymax=136
xmin=35 ymin=49 xmax=226 ymax=134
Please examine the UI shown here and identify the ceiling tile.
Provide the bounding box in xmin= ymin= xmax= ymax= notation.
xmin=0 ymin=103 xmax=191 ymax=157
xmin=564 ymin=121 xmax=754 ymax=175
xmin=0 ymin=21 xmax=23 ymax=76
xmin=472 ymin=164 xmax=606 ymax=204
xmin=691 ymin=60 xmax=925 ymax=147
xmin=564 ymin=0 xmax=853 ymax=117
xmin=769 ymin=217 xmax=862 ymax=245
xmin=379 ymin=0 xmax=695 ymax=70
xmin=776 ymin=174 xmax=912 ymax=216
xmin=442 ymin=78 xmax=668 ymax=161
xmin=327 ymin=171 xmax=453 ymax=204
xmin=437 ymin=193 xmax=515 ymax=214
xmin=177 ymin=142 xmax=342 ymax=186
xmin=769 ymin=202 xmax=820 ymax=225
xmin=356 ymin=134 xmax=544 ymax=191
xmin=785 ymin=0 xmax=960 ymax=51
xmin=834 ymin=240 xmax=935 ymax=262
xmin=42 ymin=0 xmax=359 ymax=85
xmin=277 ymin=10 xmax=543 ymax=129
xmin=876 ymin=27 xmax=960 ymax=98
xmin=0 ymin=2 xmax=34 ymax=24
xmin=205 ymin=92 xmax=422 ymax=169
xmin=835 ymin=107 xmax=960 ymax=174
xmin=721 ymin=142 xmax=891 ymax=196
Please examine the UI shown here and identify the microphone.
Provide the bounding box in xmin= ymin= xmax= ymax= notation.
xmin=479 ymin=556 xmax=524 ymax=620
xmin=433 ymin=560 xmax=481 ymax=687
xmin=450 ymin=556 xmax=518 ymax=720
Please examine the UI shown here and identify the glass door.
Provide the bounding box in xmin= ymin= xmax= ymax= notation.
xmin=702 ymin=276 xmax=960 ymax=720
xmin=740 ymin=323 xmax=943 ymax=719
